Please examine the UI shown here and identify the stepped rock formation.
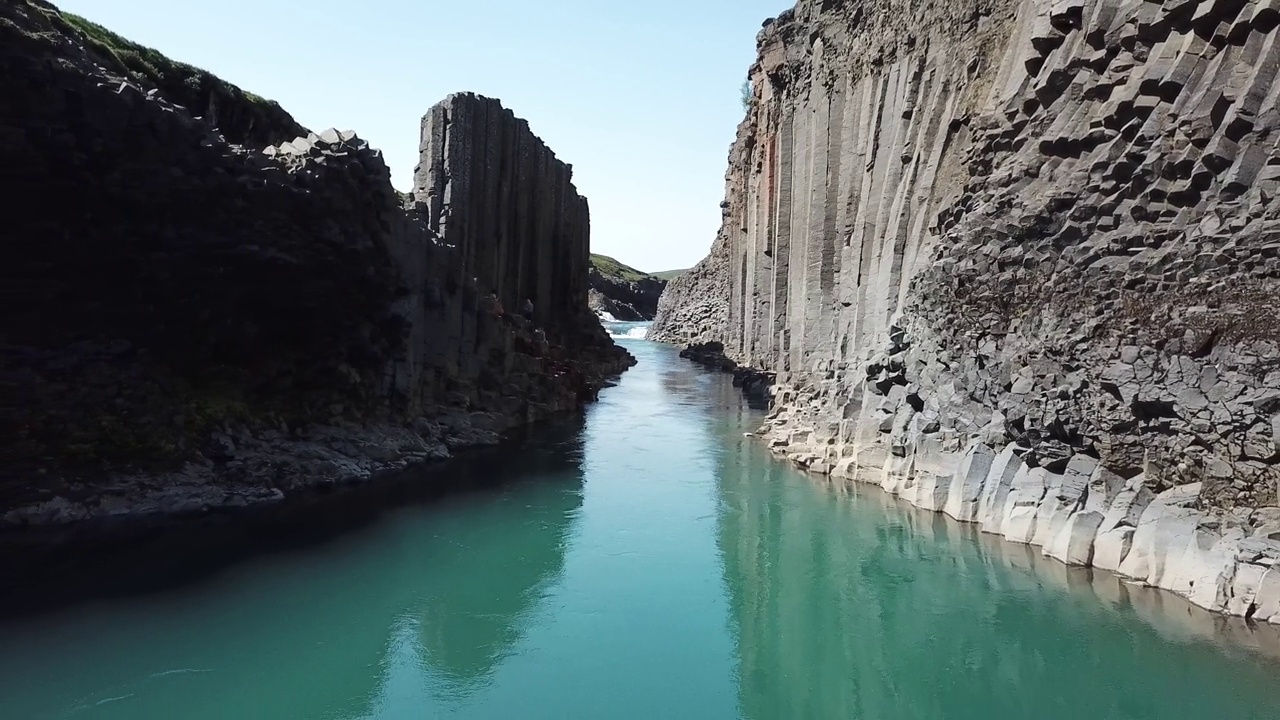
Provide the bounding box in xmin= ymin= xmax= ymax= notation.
xmin=652 ymin=0 xmax=1280 ymax=620
xmin=1 ymin=1 xmax=631 ymax=530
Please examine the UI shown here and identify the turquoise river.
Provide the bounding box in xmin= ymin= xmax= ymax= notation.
xmin=1 ymin=327 xmax=1278 ymax=719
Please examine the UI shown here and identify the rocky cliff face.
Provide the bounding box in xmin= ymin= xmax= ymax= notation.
xmin=587 ymin=255 xmax=668 ymax=321
xmin=1 ymin=1 xmax=631 ymax=529
xmin=414 ymin=94 xmax=599 ymax=336
xmin=652 ymin=0 xmax=1280 ymax=621
xmin=648 ymin=231 xmax=730 ymax=341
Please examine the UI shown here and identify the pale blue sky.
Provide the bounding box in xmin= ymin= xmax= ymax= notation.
xmin=58 ymin=0 xmax=788 ymax=272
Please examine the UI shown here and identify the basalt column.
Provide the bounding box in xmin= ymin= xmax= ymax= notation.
xmin=414 ymin=93 xmax=592 ymax=338
xmin=653 ymin=0 xmax=1280 ymax=622
xmin=0 ymin=0 xmax=629 ymax=528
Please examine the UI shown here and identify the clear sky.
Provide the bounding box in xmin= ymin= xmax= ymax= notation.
xmin=57 ymin=0 xmax=790 ymax=273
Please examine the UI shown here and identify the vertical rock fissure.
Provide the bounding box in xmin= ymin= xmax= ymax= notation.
xmin=650 ymin=0 xmax=1280 ymax=623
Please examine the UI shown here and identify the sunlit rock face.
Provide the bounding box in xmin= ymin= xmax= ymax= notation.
xmin=653 ymin=0 xmax=1280 ymax=619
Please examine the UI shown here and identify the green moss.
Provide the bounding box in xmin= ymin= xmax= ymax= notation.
xmin=590 ymin=253 xmax=659 ymax=283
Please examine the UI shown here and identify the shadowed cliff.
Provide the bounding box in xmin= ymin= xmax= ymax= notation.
xmin=588 ymin=254 xmax=668 ymax=321
xmin=0 ymin=0 xmax=632 ymax=530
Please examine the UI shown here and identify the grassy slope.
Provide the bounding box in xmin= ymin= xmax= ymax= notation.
xmin=590 ymin=253 xmax=661 ymax=283
xmin=61 ymin=13 xmax=263 ymax=102
xmin=56 ymin=9 xmax=303 ymax=146
xmin=651 ymin=269 xmax=686 ymax=281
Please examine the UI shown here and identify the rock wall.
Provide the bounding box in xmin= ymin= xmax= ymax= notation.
xmin=587 ymin=268 xmax=667 ymax=321
xmin=653 ymin=0 xmax=1280 ymax=620
xmin=0 ymin=1 xmax=631 ymax=529
xmin=414 ymin=94 xmax=596 ymax=335
xmin=647 ymin=225 xmax=730 ymax=343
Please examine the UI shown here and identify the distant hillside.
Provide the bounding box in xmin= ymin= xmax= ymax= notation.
xmin=589 ymin=254 xmax=656 ymax=283
xmin=652 ymin=269 xmax=686 ymax=281
xmin=588 ymin=254 xmax=667 ymax=321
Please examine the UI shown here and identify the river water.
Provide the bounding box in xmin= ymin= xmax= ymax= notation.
xmin=1 ymin=327 xmax=1278 ymax=719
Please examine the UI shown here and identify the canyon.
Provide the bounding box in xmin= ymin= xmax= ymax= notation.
xmin=4 ymin=0 xmax=1280 ymax=639
xmin=1 ymin=0 xmax=631 ymax=530
xmin=2 ymin=1 xmax=1280 ymax=714
xmin=653 ymin=0 xmax=1280 ymax=622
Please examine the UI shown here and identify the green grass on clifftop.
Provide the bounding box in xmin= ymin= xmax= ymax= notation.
xmin=55 ymin=9 xmax=303 ymax=146
xmin=590 ymin=253 xmax=660 ymax=283
xmin=61 ymin=13 xmax=265 ymax=104
xmin=652 ymin=269 xmax=686 ymax=281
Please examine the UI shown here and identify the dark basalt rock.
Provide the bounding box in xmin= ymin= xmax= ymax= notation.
xmin=0 ymin=1 xmax=632 ymax=530
xmin=679 ymin=342 xmax=775 ymax=404
xmin=588 ymin=267 xmax=667 ymax=321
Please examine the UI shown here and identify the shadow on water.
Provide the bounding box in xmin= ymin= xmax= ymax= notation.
xmin=655 ymin=351 xmax=769 ymax=417
xmin=0 ymin=416 xmax=588 ymax=620
xmin=0 ymin=423 xmax=589 ymax=719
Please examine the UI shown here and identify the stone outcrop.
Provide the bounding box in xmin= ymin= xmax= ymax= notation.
xmin=647 ymin=234 xmax=729 ymax=343
xmin=588 ymin=270 xmax=667 ymax=321
xmin=653 ymin=0 xmax=1280 ymax=621
xmin=58 ymin=11 xmax=305 ymax=148
xmin=0 ymin=1 xmax=631 ymax=530
xmin=586 ymin=255 xmax=667 ymax=321
xmin=414 ymin=94 xmax=598 ymax=336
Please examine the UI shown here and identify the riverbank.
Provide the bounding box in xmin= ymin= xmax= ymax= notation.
xmin=2 ymin=337 xmax=1277 ymax=720
xmin=682 ymin=356 xmax=1280 ymax=625
xmin=1 ymin=342 xmax=632 ymax=534
xmin=0 ymin=414 xmax=591 ymax=617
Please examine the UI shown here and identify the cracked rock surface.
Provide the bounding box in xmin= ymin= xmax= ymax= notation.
xmin=652 ymin=0 xmax=1280 ymax=620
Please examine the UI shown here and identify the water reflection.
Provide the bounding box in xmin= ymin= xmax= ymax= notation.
xmin=411 ymin=445 xmax=584 ymax=696
xmin=3 ymin=341 xmax=1279 ymax=720
xmin=0 ymin=433 xmax=586 ymax=720
xmin=715 ymin=434 xmax=1280 ymax=720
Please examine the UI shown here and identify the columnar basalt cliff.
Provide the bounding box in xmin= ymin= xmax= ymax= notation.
xmin=414 ymin=94 xmax=596 ymax=336
xmin=652 ymin=0 xmax=1280 ymax=620
xmin=1 ymin=1 xmax=631 ymax=529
